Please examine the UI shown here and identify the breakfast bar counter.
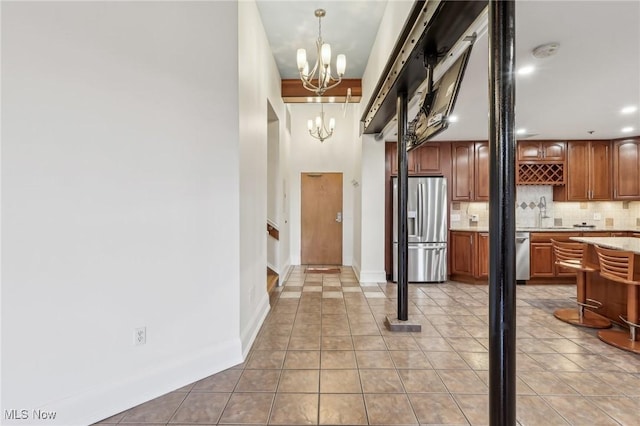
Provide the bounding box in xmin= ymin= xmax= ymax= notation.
xmin=571 ymin=237 xmax=640 ymax=325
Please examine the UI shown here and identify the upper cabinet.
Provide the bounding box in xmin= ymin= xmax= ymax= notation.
xmin=562 ymin=141 xmax=612 ymax=201
xmin=517 ymin=141 xmax=566 ymax=162
xmin=613 ymin=138 xmax=640 ymax=200
xmin=387 ymin=142 xmax=450 ymax=176
xmin=451 ymin=141 xmax=488 ymax=201
xmin=516 ymin=141 xmax=566 ymax=185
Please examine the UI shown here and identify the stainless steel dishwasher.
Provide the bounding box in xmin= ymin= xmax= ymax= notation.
xmin=515 ymin=232 xmax=530 ymax=281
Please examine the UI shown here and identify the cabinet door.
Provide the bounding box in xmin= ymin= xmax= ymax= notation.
xmin=541 ymin=142 xmax=565 ymax=161
xmin=566 ymin=142 xmax=590 ymax=200
xmin=450 ymin=232 xmax=474 ymax=276
xmin=530 ymin=243 xmax=555 ymax=277
xmin=613 ymin=139 xmax=640 ymax=199
xmin=388 ymin=143 xmax=417 ymax=175
xmin=415 ymin=145 xmax=442 ymax=174
xmin=475 ymin=142 xmax=490 ymax=201
xmin=476 ymin=233 xmax=489 ymax=278
xmin=452 ymin=142 xmax=474 ymax=201
xmin=517 ymin=141 xmax=542 ymax=161
xmin=589 ymin=141 xmax=612 ymax=200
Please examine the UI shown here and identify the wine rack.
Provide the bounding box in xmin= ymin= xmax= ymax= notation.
xmin=517 ymin=163 xmax=564 ymax=185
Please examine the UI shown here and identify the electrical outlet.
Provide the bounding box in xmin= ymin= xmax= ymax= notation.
xmin=470 ymin=214 xmax=479 ymax=222
xmin=593 ymin=212 xmax=602 ymax=221
xmin=134 ymin=327 xmax=146 ymax=346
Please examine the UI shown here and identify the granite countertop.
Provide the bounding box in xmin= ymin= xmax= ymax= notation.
xmin=449 ymin=226 xmax=640 ymax=233
xmin=570 ymin=236 xmax=640 ymax=255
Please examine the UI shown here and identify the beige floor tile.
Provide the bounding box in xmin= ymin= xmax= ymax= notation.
xmin=284 ymin=350 xmax=320 ymax=369
xmin=120 ymin=392 xmax=187 ymax=423
xmin=527 ymin=353 xmax=583 ymax=372
xmin=458 ymin=351 xmax=489 ymax=370
xmin=438 ymin=370 xmax=488 ymax=394
xmin=245 ymin=350 xmax=286 ymax=369
xmin=364 ymin=393 xmax=418 ymax=425
xmin=218 ymin=392 xmax=274 ymax=424
xmin=277 ymin=369 xmax=320 ymax=393
xmin=321 ymin=335 xmax=353 ymax=350
xmin=319 ymin=394 xmax=367 ymax=425
xmin=320 ymin=369 xmax=361 ymax=393
xmin=360 ymin=369 xmax=405 ymax=393
xmin=168 ymin=392 xmax=229 ymax=424
xmin=453 ymin=393 xmax=488 ymax=426
xmin=269 ymin=393 xmax=318 ymax=425
xmin=235 ymin=369 xmax=280 ymax=392
xmin=383 ymin=335 xmax=420 ymax=350
xmin=555 ymin=371 xmax=621 ymax=396
xmin=590 ymin=396 xmax=640 ymax=425
xmin=289 ymin=335 xmax=321 ymax=350
xmin=352 ymin=335 xmax=387 ymax=350
xmin=425 ymin=351 xmax=470 ymax=369
xmin=390 ymin=350 xmax=432 ymax=369
xmin=320 ymin=350 xmax=357 ymax=369
xmin=355 ymin=350 xmax=395 ymax=368
xmin=543 ymin=395 xmax=618 ymax=425
xmin=516 ymin=395 xmax=569 ymax=425
xmin=192 ymin=369 xmax=242 ymax=392
xmin=398 ymin=369 xmax=448 ymax=393
xmin=409 ymin=393 xmax=468 ymax=425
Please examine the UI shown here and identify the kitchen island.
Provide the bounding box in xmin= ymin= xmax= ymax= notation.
xmin=570 ymin=237 xmax=640 ymax=326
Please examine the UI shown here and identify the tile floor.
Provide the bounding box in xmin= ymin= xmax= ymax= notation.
xmin=96 ymin=266 xmax=640 ymax=425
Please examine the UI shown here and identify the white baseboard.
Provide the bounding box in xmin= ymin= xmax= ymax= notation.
xmin=240 ymin=291 xmax=270 ymax=358
xmin=41 ymin=338 xmax=242 ymax=426
xmin=357 ymin=270 xmax=387 ymax=285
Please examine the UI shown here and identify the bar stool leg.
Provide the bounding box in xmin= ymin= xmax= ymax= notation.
xmin=554 ymin=270 xmax=611 ymax=329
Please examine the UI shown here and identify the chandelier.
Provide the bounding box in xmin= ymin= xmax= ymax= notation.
xmin=296 ymin=9 xmax=346 ymax=96
xmin=307 ymin=104 xmax=335 ymax=142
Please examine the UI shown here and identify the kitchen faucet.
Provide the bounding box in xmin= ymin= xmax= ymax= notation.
xmin=538 ymin=196 xmax=550 ymax=227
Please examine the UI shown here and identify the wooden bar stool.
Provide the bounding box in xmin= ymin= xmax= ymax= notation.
xmin=551 ymin=240 xmax=611 ymax=328
xmin=594 ymin=245 xmax=640 ymax=354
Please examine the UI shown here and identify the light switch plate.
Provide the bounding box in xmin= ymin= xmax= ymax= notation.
xmin=451 ymin=213 xmax=461 ymax=222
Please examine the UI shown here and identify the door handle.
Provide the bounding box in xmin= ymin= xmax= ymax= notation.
xmin=335 ymin=212 xmax=342 ymax=223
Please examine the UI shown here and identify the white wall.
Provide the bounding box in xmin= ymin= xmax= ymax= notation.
xmin=1 ymin=2 xmax=242 ymax=425
xmin=238 ymin=0 xmax=290 ymax=353
xmin=357 ymin=135 xmax=387 ymax=283
xmin=353 ymin=0 xmax=415 ymax=281
xmin=289 ymin=103 xmax=361 ymax=266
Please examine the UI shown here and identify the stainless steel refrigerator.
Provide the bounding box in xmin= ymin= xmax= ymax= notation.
xmin=392 ymin=176 xmax=447 ymax=283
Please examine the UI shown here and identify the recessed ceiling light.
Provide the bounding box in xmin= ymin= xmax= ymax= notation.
xmin=622 ymin=127 xmax=634 ymax=133
xmin=516 ymin=128 xmax=527 ymax=135
xmin=621 ymin=105 xmax=638 ymax=114
xmin=517 ymin=65 xmax=534 ymax=75
xmin=448 ymin=115 xmax=459 ymax=123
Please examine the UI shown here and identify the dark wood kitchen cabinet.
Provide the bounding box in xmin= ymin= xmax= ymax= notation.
xmin=563 ymin=141 xmax=612 ymax=201
xmin=450 ymin=231 xmax=475 ymax=277
xmin=451 ymin=142 xmax=487 ymax=201
xmin=613 ymin=138 xmax=640 ymax=200
xmin=476 ymin=232 xmax=489 ymax=278
xmin=517 ymin=141 xmax=566 ymax=162
xmin=387 ymin=142 xmax=450 ymax=176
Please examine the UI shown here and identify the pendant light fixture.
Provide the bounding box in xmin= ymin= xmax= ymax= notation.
xmin=296 ymin=9 xmax=346 ymax=96
xmin=307 ymin=104 xmax=335 ymax=142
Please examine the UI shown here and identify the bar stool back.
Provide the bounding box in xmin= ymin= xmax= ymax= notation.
xmin=551 ymin=240 xmax=611 ymax=328
xmin=594 ymin=245 xmax=640 ymax=353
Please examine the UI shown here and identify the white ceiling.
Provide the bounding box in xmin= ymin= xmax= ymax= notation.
xmin=257 ymin=0 xmax=640 ymax=141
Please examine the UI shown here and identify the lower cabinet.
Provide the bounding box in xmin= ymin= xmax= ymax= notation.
xmin=449 ymin=231 xmax=488 ymax=282
xmin=529 ymin=232 xmax=606 ymax=280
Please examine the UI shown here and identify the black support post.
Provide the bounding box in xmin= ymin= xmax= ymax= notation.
xmin=488 ymin=1 xmax=517 ymax=425
xmin=397 ymin=90 xmax=409 ymax=321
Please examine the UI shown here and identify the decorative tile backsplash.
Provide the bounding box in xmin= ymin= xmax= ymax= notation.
xmin=450 ymin=185 xmax=640 ymax=228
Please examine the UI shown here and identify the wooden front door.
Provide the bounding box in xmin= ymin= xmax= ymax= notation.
xmin=301 ymin=172 xmax=343 ymax=265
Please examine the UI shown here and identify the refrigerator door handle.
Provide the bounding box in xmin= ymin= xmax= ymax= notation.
xmin=417 ymin=183 xmax=424 ymax=238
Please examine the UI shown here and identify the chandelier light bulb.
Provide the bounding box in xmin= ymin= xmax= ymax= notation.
xmin=307 ymin=120 xmax=313 ymax=131
xmin=308 ymin=104 xmax=335 ymax=142
xmin=336 ymin=54 xmax=346 ymax=76
xmin=329 ymin=118 xmax=336 ymax=131
xmin=302 ymin=62 xmax=309 ymax=78
xmin=316 ymin=116 xmax=322 ymax=128
xmin=296 ymin=49 xmax=307 ymax=70
xmin=321 ymin=43 xmax=332 ymax=65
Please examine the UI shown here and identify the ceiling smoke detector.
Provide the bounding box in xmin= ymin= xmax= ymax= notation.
xmin=532 ymin=42 xmax=560 ymax=59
